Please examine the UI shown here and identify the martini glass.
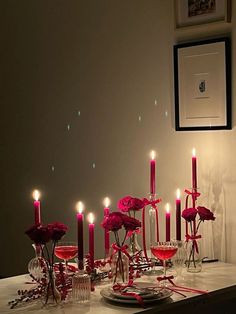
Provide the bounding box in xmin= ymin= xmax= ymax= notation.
xmin=54 ymin=241 xmax=78 ymax=274
xmin=150 ymin=241 xmax=178 ymax=288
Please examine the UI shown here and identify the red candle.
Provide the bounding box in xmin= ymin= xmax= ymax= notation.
xmin=176 ymin=189 xmax=181 ymax=241
xmin=150 ymin=150 xmax=156 ymax=195
xmin=103 ymin=197 xmax=110 ymax=256
xmin=192 ymin=148 xmax=197 ymax=190
xmin=33 ymin=190 xmax=41 ymax=225
xmin=76 ymin=201 xmax=84 ymax=271
xmin=166 ymin=203 xmax=171 ymax=242
xmin=88 ymin=213 xmax=95 ymax=270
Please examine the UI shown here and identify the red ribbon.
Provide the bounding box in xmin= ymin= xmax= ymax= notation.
xmin=185 ymin=234 xmax=201 ymax=254
xmin=142 ymin=198 xmax=161 ymax=209
xmin=111 ymin=243 xmax=131 ymax=259
xmin=113 ymin=280 xmax=145 ymax=307
xmin=157 ymin=275 xmax=208 ymax=296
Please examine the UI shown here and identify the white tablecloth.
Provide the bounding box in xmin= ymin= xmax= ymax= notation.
xmin=1 ymin=262 xmax=236 ymax=314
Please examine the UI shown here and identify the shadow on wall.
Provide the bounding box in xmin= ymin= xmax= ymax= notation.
xmin=201 ymin=168 xmax=226 ymax=261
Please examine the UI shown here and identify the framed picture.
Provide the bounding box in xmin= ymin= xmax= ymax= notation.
xmin=174 ymin=37 xmax=231 ymax=131
xmin=174 ymin=0 xmax=231 ymax=28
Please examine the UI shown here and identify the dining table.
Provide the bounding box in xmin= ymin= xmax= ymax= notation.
xmin=1 ymin=261 xmax=236 ymax=314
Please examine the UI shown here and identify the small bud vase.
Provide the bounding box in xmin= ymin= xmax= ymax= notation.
xmin=28 ymin=244 xmax=46 ymax=281
xmin=111 ymin=249 xmax=129 ymax=284
xmin=185 ymin=237 xmax=202 ymax=273
xmin=41 ymin=268 xmax=61 ymax=307
xmin=128 ymin=232 xmax=141 ymax=256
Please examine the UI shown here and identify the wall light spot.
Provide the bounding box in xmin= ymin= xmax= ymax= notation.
xmin=77 ymin=110 xmax=81 ymax=117
xmin=154 ymin=99 xmax=158 ymax=106
xmin=92 ymin=163 xmax=96 ymax=169
xmin=51 ymin=165 xmax=55 ymax=172
xmin=165 ymin=111 xmax=168 ymax=117
xmin=138 ymin=115 xmax=142 ymax=122
xmin=67 ymin=124 xmax=71 ymax=131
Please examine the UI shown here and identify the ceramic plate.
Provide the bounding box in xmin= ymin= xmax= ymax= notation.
xmin=100 ymin=287 xmax=172 ymax=305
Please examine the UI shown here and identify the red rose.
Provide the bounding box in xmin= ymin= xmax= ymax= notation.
xmin=182 ymin=208 xmax=197 ymax=222
xmin=118 ymin=196 xmax=144 ymax=212
xmin=197 ymin=206 xmax=215 ymax=221
xmin=102 ymin=212 xmax=123 ymax=231
xmin=25 ymin=224 xmax=51 ymax=244
xmin=122 ymin=215 xmax=141 ymax=231
xmin=47 ymin=222 xmax=68 ymax=241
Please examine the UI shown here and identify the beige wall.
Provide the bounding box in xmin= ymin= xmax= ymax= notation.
xmin=0 ymin=0 xmax=235 ymax=277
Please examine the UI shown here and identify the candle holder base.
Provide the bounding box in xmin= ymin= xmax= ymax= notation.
xmin=72 ymin=270 xmax=91 ymax=303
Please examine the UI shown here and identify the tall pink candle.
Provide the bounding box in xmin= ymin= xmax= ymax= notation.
xmin=176 ymin=189 xmax=181 ymax=241
xmin=88 ymin=213 xmax=95 ymax=270
xmin=103 ymin=197 xmax=110 ymax=256
xmin=192 ymin=148 xmax=197 ymax=190
xmin=33 ymin=190 xmax=41 ymax=225
xmin=76 ymin=201 xmax=84 ymax=271
xmin=150 ymin=150 xmax=156 ymax=194
xmin=166 ymin=203 xmax=170 ymax=242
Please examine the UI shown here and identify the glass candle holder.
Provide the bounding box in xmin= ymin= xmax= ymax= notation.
xmin=72 ymin=270 xmax=91 ymax=303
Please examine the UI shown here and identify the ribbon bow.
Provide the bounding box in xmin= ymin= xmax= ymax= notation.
xmin=142 ymin=197 xmax=161 ymax=209
xmin=185 ymin=234 xmax=201 ymax=253
xmin=113 ymin=280 xmax=145 ymax=307
xmin=156 ymin=275 xmax=208 ymax=296
xmin=111 ymin=243 xmax=131 ymax=259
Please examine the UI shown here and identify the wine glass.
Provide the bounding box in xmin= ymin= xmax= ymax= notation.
xmin=150 ymin=241 xmax=178 ymax=287
xmin=54 ymin=241 xmax=78 ymax=274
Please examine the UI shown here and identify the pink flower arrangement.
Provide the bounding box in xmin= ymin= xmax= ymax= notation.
xmin=102 ymin=211 xmax=141 ymax=283
xmin=182 ymin=205 xmax=215 ymax=271
xmin=25 ymin=222 xmax=68 ymax=305
xmin=118 ymin=196 xmax=144 ymax=213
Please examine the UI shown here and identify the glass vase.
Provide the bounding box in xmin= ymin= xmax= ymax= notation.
xmin=172 ymin=240 xmax=187 ymax=279
xmin=128 ymin=232 xmax=141 ymax=256
xmin=41 ymin=268 xmax=61 ymax=307
xmin=185 ymin=238 xmax=202 ymax=273
xmin=111 ymin=249 xmax=129 ymax=284
xmin=28 ymin=244 xmax=46 ymax=281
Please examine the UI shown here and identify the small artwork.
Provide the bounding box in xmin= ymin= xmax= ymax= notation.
xmin=173 ymin=38 xmax=231 ymax=131
xmin=188 ymin=0 xmax=216 ymax=17
xmin=174 ymin=0 xmax=231 ymax=28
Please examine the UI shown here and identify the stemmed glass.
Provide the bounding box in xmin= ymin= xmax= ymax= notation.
xmin=54 ymin=241 xmax=78 ymax=274
xmin=150 ymin=241 xmax=178 ymax=287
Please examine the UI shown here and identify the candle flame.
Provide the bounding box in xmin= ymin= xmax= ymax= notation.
xmin=150 ymin=150 xmax=156 ymax=160
xmin=165 ymin=203 xmax=170 ymax=213
xmin=103 ymin=197 xmax=110 ymax=208
xmin=176 ymin=189 xmax=181 ymax=199
xmin=76 ymin=201 xmax=84 ymax=214
xmin=192 ymin=148 xmax=196 ymax=157
xmin=88 ymin=212 xmax=94 ymax=224
xmin=33 ymin=190 xmax=40 ymax=201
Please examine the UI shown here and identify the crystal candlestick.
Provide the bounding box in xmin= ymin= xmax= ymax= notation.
xmin=72 ymin=270 xmax=91 ymax=303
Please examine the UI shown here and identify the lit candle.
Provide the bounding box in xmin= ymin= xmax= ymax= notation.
xmin=166 ymin=203 xmax=171 ymax=242
xmin=192 ymin=148 xmax=197 ymax=190
xmin=88 ymin=213 xmax=95 ymax=270
xmin=33 ymin=190 xmax=41 ymax=225
xmin=103 ymin=197 xmax=110 ymax=256
xmin=176 ymin=189 xmax=181 ymax=241
xmin=76 ymin=201 xmax=84 ymax=271
xmin=150 ymin=150 xmax=156 ymax=195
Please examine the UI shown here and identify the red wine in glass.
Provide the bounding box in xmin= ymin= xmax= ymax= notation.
xmin=55 ymin=246 xmax=78 ymax=260
xmin=150 ymin=242 xmax=178 ymax=286
xmin=54 ymin=242 xmax=78 ymax=273
xmin=151 ymin=246 xmax=178 ymax=260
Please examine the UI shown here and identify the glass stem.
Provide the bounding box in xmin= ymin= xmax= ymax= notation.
xmin=64 ymin=260 xmax=68 ymax=273
xmin=163 ymin=259 xmax=166 ymax=277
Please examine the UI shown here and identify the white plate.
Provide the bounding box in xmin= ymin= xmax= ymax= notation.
xmin=100 ymin=287 xmax=172 ymax=305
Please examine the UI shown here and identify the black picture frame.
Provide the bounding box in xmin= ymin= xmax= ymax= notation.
xmin=174 ymin=37 xmax=231 ymax=131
